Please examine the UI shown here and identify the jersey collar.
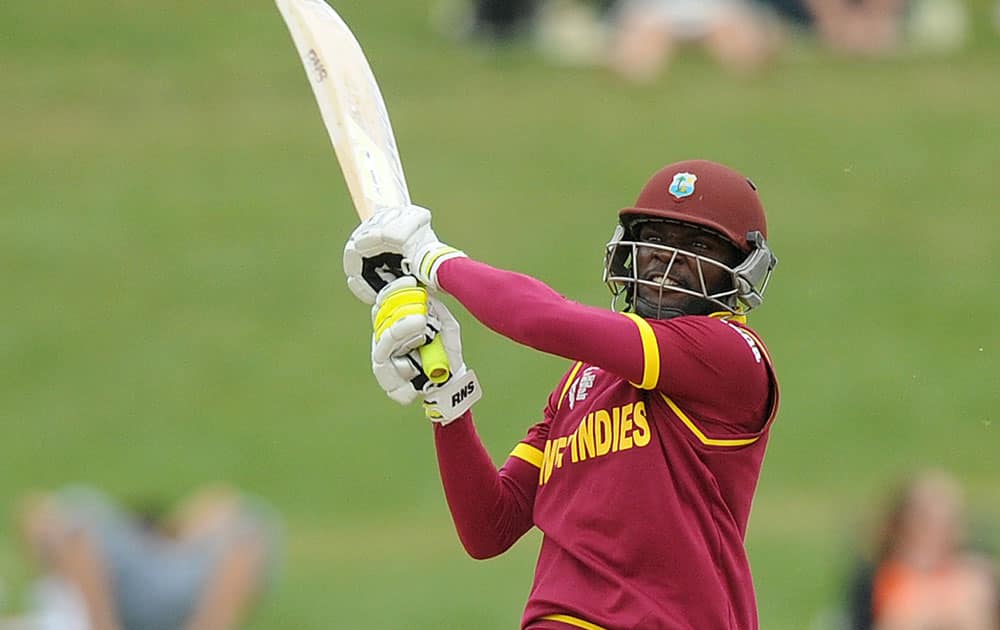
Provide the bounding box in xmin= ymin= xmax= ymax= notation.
xmin=709 ymin=311 xmax=748 ymax=324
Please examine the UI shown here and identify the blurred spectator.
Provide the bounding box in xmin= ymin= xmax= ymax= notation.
xmin=533 ymin=0 xmax=619 ymax=66
xmin=845 ymin=469 xmax=999 ymax=630
xmin=606 ymin=0 xmax=782 ymax=81
xmin=759 ymin=0 xmax=969 ymax=55
xmin=10 ymin=484 xmax=281 ymax=630
xmin=432 ymin=0 xmax=780 ymax=76
xmin=433 ymin=0 xmax=968 ymax=77
xmin=432 ymin=0 xmax=618 ymax=54
xmin=466 ymin=0 xmax=540 ymax=41
xmin=803 ymin=0 xmax=907 ymax=55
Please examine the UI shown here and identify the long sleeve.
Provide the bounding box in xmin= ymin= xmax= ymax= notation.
xmin=436 ymin=256 xmax=775 ymax=433
xmin=433 ymin=413 xmax=539 ymax=559
xmin=437 ymin=257 xmax=648 ymax=385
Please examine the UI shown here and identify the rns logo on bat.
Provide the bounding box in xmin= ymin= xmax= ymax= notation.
xmin=306 ymin=49 xmax=327 ymax=82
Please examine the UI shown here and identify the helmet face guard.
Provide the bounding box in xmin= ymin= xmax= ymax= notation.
xmin=603 ymin=223 xmax=777 ymax=317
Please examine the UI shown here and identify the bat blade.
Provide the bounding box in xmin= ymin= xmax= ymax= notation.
xmin=276 ymin=0 xmax=451 ymax=385
xmin=276 ymin=0 xmax=409 ymax=219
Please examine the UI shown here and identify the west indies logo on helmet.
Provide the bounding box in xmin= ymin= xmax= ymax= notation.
xmin=604 ymin=159 xmax=778 ymax=320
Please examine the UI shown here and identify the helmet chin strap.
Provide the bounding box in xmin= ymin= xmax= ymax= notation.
xmin=632 ymin=294 xmax=713 ymax=320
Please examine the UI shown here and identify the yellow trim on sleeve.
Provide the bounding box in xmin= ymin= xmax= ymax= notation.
xmin=539 ymin=614 xmax=608 ymax=630
xmin=660 ymin=393 xmax=761 ymax=447
xmin=622 ymin=313 xmax=660 ymax=390
xmin=509 ymin=443 xmax=544 ymax=469
xmin=556 ymin=362 xmax=584 ymax=410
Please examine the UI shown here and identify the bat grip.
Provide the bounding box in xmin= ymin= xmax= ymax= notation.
xmin=418 ymin=336 xmax=450 ymax=384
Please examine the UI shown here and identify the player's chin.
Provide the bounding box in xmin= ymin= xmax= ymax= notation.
xmin=633 ymin=294 xmax=685 ymax=320
xmin=633 ymin=291 xmax=712 ymax=319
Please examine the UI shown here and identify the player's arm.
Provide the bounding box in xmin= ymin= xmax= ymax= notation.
xmin=344 ymin=205 xmax=770 ymax=421
xmin=367 ymin=278 xmax=538 ymax=558
xmin=344 ymin=206 xmax=650 ymax=385
xmin=433 ymin=415 xmax=542 ymax=559
xmin=434 ymin=377 xmax=565 ymax=558
xmin=438 ymin=257 xmax=648 ymax=372
xmin=431 ymin=259 xmax=775 ymax=435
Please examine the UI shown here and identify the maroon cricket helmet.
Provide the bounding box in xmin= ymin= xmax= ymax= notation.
xmin=619 ymin=159 xmax=767 ymax=251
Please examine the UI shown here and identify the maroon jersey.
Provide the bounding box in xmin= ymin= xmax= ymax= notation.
xmin=432 ymin=258 xmax=779 ymax=630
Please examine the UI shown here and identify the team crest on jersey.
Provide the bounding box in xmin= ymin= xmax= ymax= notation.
xmin=567 ymin=367 xmax=599 ymax=410
xmin=668 ymin=172 xmax=697 ymax=199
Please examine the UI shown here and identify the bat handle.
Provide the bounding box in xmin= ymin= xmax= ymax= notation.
xmin=419 ymin=335 xmax=450 ymax=384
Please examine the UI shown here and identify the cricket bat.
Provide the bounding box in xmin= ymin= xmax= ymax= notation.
xmin=276 ymin=0 xmax=450 ymax=384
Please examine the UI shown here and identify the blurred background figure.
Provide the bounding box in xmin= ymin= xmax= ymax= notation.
xmin=434 ymin=0 xmax=620 ymax=43
xmin=433 ymin=0 xmax=970 ymax=78
xmin=811 ymin=0 xmax=968 ymax=56
xmin=802 ymin=0 xmax=911 ymax=56
xmin=462 ymin=0 xmax=541 ymax=41
xmin=761 ymin=0 xmax=969 ymax=56
xmin=845 ymin=469 xmax=999 ymax=630
xmin=606 ymin=0 xmax=782 ymax=81
xmin=431 ymin=0 xmax=781 ymax=76
xmin=8 ymin=485 xmax=281 ymax=630
xmin=432 ymin=0 xmax=619 ymax=63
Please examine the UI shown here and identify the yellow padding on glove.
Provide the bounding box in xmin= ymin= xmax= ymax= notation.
xmin=373 ymin=287 xmax=427 ymax=340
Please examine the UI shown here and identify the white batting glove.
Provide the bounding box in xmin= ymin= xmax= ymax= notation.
xmin=371 ymin=278 xmax=481 ymax=424
xmin=344 ymin=204 xmax=466 ymax=304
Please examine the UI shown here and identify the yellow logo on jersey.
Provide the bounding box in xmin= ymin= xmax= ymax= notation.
xmin=539 ymin=401 xmax=651 ymax=485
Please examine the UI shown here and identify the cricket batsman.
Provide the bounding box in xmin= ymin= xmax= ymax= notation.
xmin=343 ymin=159 xmax=780 ymax=629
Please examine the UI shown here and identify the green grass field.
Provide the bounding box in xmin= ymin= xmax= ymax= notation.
xmin=3 ymin=1 xmax=999 ymax=628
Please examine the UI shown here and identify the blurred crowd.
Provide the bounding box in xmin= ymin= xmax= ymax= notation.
xmin=821 ymin=469 xmax=999 ymax=630
xmin=2 ymin=477 xmax=989 ymax=629
xmin=0 ymin=485 xmax=282 ymax=630
xmin=434 ymin=0 xmax=983 ymax=81
xmin=5 ymin=474 xmax=983 ymax=629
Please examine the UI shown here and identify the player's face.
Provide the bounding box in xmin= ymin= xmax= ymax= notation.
xmin=633 ymin=221 xmax=742 ymax=318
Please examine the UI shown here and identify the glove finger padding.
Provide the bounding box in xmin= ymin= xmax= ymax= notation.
xmin=370 ymin=277 xmax=432 ymax=405
xmin=372 ymin=277 xmax=432 ymax=364
xmin=368 ymin=278 xmax=482 ymax=422
xmin=352 ymin=206 xmax=431 ymax=254
xmin=372 ymin=352 xmax=424 ymax=405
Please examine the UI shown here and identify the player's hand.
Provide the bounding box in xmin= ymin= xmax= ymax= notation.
xmin=344 ymin=204 xmax=466 ymax=304
xmin=371 ymin=277 xmax=481 ymax=424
